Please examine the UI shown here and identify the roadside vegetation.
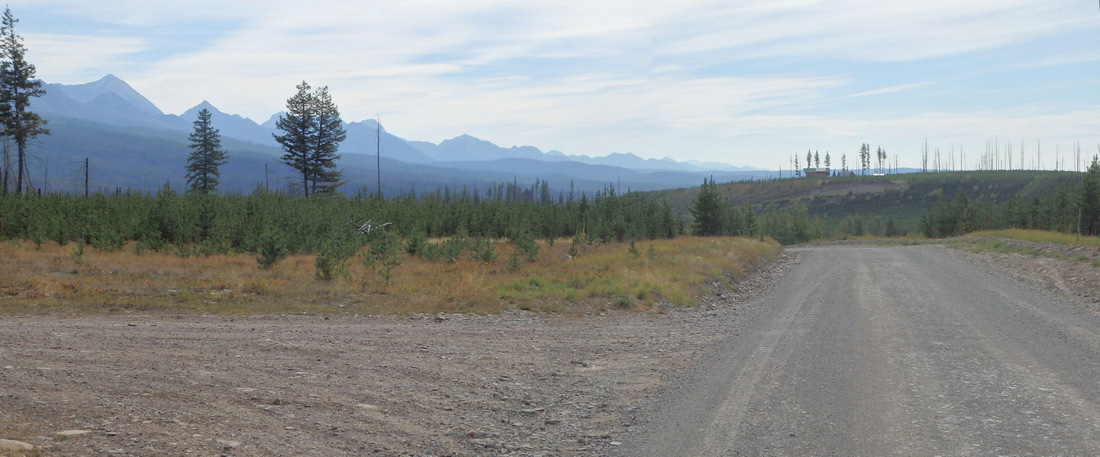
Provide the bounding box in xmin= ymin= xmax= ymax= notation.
xmin=943 ymin=229 xmax=1100 ymax=268
xmin=965 ymin=229 xmax=1100 ymax=248
xmin=0 ymin=236 xmax=779 ymax=315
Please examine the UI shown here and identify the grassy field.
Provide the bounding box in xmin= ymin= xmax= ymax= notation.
xmin=0 ymin=237 xmax=781 ymax=315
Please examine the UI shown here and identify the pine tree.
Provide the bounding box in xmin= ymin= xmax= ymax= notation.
xmin=0 ymin=7 xmax=47 ymax=194
xmin=308 ymin=86 xmax=346 ymax=195
xmin=1080 ymin=156 xmax=1100 ymax=236
xmin=538 ymin=180 xmax=551 ymax=205
xmin=859 ymin=143 xmax=870 ymax=175
xmin=274 ymin=81 xmax=315 ymax=196
xmin=824 ymin=152 xmax=831 ymax=169
xmin=185 ymin=108 xmax=228 ymax=194
xmin=690 ymin=178 xmax=725 ymax=236
xmin=274 ymin=82 xmax=346 ymax=196
xmin=814 ymin=150 xmax=820 ymax=168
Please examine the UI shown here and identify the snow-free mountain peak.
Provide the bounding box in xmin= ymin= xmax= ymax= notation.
xmin=53 ymin=74 xmax=163 ymax=116
xmin=192 ymin=100 xmax=217 ymax=111
xmin=261 ymin=112 xmax=284 ymax=130
xmin=179 ymin=100 xmax=276 ymax=146
xmin=420 ymin=134 xmax=569 ymax=162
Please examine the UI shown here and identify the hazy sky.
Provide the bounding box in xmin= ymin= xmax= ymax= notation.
xmin=14 ymin=0 xmax=1100 ymax=168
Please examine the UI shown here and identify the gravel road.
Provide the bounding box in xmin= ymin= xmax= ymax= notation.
xmin=620 ymin=245 xmax=1100 ymax=456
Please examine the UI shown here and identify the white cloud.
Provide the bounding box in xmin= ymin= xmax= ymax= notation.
xmin=656 ymin=0 xmax=1091 ymax=62
xmin=25 ymin=33 xmax=147 ymax=83
xmin=848 ymin=82 xmax=935 ymax=98
xmin=1023 ymin=49 xmax=1100 ymax=68
xmin=18 ymin=0 xmax=255 ymax=26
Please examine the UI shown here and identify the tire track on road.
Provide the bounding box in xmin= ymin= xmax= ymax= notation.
xmin=621 ymin=245 xmax=1100 ymax=456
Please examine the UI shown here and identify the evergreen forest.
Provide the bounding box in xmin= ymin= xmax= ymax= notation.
xmin=0 ymin=182 xmax=680 ymax=259
xmin=4 ymin=162 xmax=1099 ymax=265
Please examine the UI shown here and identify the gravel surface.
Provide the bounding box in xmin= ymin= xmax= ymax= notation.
xmin=947 ymin=237 xmax=1100 ymax=315
xmin=0 ymin=256 xmax=797 ymax=456
xmin=5 ymin=239 xmax=1098 ymax=456
xmin=618 ymin=245 xmax=1100 ymax=456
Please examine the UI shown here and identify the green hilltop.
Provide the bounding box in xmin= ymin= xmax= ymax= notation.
xmin=655 ymin=170 xmax=1085 ymax=237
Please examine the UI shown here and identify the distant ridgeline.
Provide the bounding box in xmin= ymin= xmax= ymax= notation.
xmin=18 ymin=75 xmax=768 ymax=198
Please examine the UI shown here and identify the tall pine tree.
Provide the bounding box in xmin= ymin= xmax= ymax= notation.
xmin=274 ymin=81 xmax=315 ymax=196
xmin=0 ymin=7 xmax=47 ymax=195
xmin=273 ymin=82 xmax=346 ymax=196
xmin=185 ymin=108 xmax=228 ymax=194
xmin=308 ymin=86 xmax=346 ymax=195
xmin=690 ymin=177 xmax=724 ymax=236
xmin=859 ymin=143 xmax=870 ymax=175
xmin=1080 ymin=156 xmax=1100 ymax=236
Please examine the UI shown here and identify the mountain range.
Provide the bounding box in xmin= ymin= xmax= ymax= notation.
xmin=23 ymin=75 xmax=773 ymax=196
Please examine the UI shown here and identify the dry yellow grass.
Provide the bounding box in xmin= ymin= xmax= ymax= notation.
xmin=0 ymin=237 xmax=780 ymax=315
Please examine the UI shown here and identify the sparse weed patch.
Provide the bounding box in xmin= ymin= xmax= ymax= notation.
xmin=966 ymin=229 xmax=1100 ymax=248
xmin=946 ymin=230 xmax=1100 ymax=266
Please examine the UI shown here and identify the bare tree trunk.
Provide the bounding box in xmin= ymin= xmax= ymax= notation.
xmin=1 ymin=139 xmax=8 ymax=194
xmin=15 ymin=139 xmax=24 ymax=194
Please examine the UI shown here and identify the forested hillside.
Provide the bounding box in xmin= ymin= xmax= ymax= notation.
xmin=660 ymin=170 xmax=1087 ymax=238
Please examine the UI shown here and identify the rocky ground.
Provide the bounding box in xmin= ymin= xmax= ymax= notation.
xmin=813 ymin=237 xmax=1100 ymax=315
xmin=945 ymin=237 xmax=1100 ymax=315
xmin=0 ymin=256 xmax=797 ymax=457
xmin=3 ymin=237 xmax=1097 ymax=457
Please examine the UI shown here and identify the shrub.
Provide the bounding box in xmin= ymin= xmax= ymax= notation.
xmin=509 ymin=226 xmax=539 ymax=262
xmin=315 ymin=234 xmax=359 ymax=281
xmin=256 ymin=229 xmax=288 ymax=270
xmin=471 ymin=237 xmax=497 ymax=263
xmin=405 ymin=230 xmax=428 ymax=256
xmin=365 ymin=229 xmax=401 ymax=285
xmin=91 ymin=225 xmax=124 ymax=251
xmin=441 ymin=235 xmax=468 ymax=262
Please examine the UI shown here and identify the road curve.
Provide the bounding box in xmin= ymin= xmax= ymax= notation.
xmin=618 ymin=245 xmax=1100 ymax=456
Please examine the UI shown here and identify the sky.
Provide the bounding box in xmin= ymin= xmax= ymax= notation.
xmin=12 ymin=0 xmax=1100 ymax=169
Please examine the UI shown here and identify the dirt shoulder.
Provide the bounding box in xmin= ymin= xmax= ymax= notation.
xmin=813 ymin=237 xmax=1100 ymax=315
xmin=0 ymin=256 xmax=797 ymax=456
xmin=944 ymin=237 xmax=1100 ymax=315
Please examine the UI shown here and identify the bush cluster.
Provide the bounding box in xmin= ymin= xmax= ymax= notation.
xmin=0 ymin=184 xmax=681 ymax=257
